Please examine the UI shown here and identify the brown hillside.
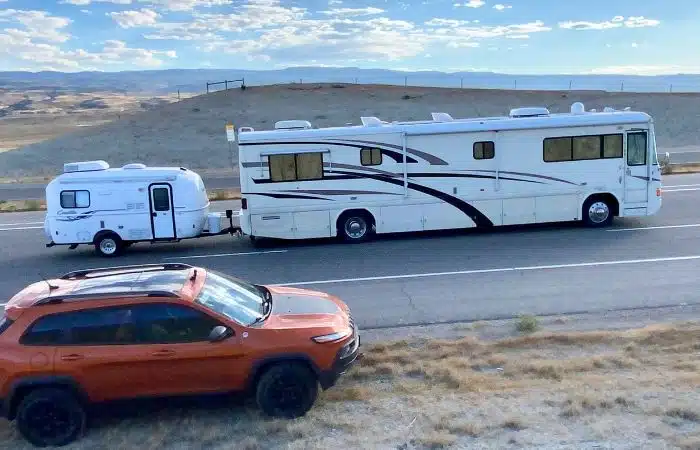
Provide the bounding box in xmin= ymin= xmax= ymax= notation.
xmin=0 ymin=83 xmax=698 ymax=178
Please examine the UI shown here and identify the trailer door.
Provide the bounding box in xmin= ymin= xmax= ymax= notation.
xmin=624 ymin=131 xmax=649 ymax=209
xmin=149 ymin=184 xmax=176 ymax=239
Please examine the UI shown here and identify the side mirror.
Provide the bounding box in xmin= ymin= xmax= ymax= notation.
xmin=209 ymin=325 xmax=234 ymax=342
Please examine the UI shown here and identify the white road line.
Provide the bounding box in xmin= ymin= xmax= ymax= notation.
xmin=0 ymin=221 xmax=44 ymax=226
xmin=272 ymin=254 xmax=700 ymax=287
xmin=663 ymin=184 xmax=700 ymax=188
xmin=607 ymin=223 xmax=700 ymax=232
xmin=663 ymin=188 xmax=700 ymax=192
xmin=164 ymin=250 xmax=288 ymax=260
xmin=0 ymin=226 xmax=44 ymax=232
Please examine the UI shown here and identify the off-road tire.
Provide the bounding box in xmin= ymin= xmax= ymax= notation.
xmin=255 ymin=362 xmax=319 ymax=419
xmin=16 ymin=387 xmax=86 ymax=448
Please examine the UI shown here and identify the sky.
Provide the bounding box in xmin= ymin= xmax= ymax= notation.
xmin=0 ymin=0 xmax=699 ymax=75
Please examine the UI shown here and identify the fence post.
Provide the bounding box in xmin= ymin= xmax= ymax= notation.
xmin=569 ymin=80 xmax=572 ymax=90
xmin=206 ymin=82 xmax=209 ymax=94
xmin=404 ymin=76 xmax=408 ymax=87
xmin=177 ymin=89 xmax=180 ymax=101
xmin=225 ymin=80 xmax=228 ymax=90
xmin=621 ymin=82 xmax=624 ymax=92
xmin=670 ymin=84 xmax=673 ymax=93
xmin=514 ymin=79 xmax=517 ymax=90
xmin=460 ymin=77 xmax=463 ymax=89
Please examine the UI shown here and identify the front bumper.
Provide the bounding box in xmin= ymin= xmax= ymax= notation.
xmin=319 ymin=324 xmax=361 ymax=390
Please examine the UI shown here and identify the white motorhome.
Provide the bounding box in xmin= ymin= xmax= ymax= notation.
xmin=44 ymin=161 xmax=240 ymax=256
xmin=234 ymin=102 xmax=662 ymax=243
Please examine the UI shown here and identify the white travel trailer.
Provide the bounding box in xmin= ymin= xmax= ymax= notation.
xmin=234 ymin=102 xmax=662 ymax=243
xmin=44 ymin=161 xmax=240 ymax=256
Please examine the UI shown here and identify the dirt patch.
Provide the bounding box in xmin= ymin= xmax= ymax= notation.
xmin=0 ymin=322 xmax=697 ymax=449
xmin=1 ymin=84 xmax=699 ymax=177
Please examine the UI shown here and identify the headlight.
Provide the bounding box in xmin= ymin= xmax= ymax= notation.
xmin=312 ymin=329 xmax=351 ymax=343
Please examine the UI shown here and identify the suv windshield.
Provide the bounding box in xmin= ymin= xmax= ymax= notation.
xmin=195 ymin=271 xmax=265 ymax=326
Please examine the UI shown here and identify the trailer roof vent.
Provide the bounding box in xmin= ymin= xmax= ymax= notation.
xmin=360 ymin=116 xmax=386 ymax=127
xmin=570 ymin=102 xmax=585 ymax=114
xmin=509 ymin=107 xmax=550 ymax=118
xmin=122 ymin=163 xmax=147 ymax=170
xmin=274 ymin=120 xmax=312 ymax=130
xmin=63 ymin=160 xmax=110 ymax=173
xmin=431 ymin=112 xmax=454 ymax=122
xmin=603 ymin=107 xmax=616 ymax=113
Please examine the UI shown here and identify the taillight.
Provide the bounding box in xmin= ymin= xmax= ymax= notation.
xmin=657 ymin=188 xmax=662 ymax=197
xmin=241 ymin=198 xmax=247 ymax=210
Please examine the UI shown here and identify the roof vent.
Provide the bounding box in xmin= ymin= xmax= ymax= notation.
xmin=274 ymin=120 xmax=312 ymax=130
xmin=63 ymin=160 xmax=110 ymax=173
xmin=570 ymin=102 xmax=585 ymax=114
xmin=509 ymin=107 xmax=550 ymax=118
xmin=122 ymin=163 xmax=146 ymax=170
xmin=431 ymin=112 xmax=454 ymax=122
xmin=360 ymin=116 xmax=385 ymax=127
xmin=603 ymin=107 xmax=616 ymax=113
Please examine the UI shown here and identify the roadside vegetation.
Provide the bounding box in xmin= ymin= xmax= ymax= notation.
xmin=1 ymin=321 xmax=697 ymax=449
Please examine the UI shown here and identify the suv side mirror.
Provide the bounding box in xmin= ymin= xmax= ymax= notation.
xmin=209 ymin=325 xmax=234 ymax=342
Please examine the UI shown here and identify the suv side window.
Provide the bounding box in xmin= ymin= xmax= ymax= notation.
xmin=131 ymin=304 xmax=222 ymax=344
xmin=20 ymin=314 xmax=71 ymax=346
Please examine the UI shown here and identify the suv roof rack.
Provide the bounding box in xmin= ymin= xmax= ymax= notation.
xmin=60 ymin=263 xmax=194 ymax=280
xmin=34 ymin=290 xmax=180 ymax=306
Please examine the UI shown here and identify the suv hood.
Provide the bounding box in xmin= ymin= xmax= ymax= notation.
xmin=260 ymin=286 xmax=347 ymax=330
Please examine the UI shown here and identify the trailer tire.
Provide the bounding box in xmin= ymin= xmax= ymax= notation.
xmin=94 ymin=232 xmax=123 ymax=257
xmin=337 ymin=210 xmax=374 ymax=243
xmin=582 ymin=195 xmax=615 ymax=227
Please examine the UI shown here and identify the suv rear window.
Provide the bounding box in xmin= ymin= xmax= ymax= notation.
xmin=0 ymin=311 xmax=13 ymax=335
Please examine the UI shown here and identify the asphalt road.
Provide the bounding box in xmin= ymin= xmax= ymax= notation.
xmin=2 ymin=173 xmax=700 ymax=330
xmin=0 ymin=175 xmax=241 ymax=201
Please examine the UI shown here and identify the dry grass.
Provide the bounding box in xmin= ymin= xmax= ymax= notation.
xmin=0 ymin=323 xmax=698 ymax=449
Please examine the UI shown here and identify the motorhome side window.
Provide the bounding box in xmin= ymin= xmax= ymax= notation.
xmin=360 ymin=147 xmax=382 ymax=166
xmin=268 ymin=152 xmax=323 ymax=182
xmin=473 ymin=141 xmax=495 ymax=160
xmin=544 ymin=134 xmax=623 ymax=162
xmin=60 ymin=190 xmax=90 ymax=209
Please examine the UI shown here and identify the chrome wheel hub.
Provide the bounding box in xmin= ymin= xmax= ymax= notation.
xmin=588 ymin=202 xmax=610 ymax=223
xmin=100 ymin=239 xmax=116 ymax=254
xmin=344 ymin=218 xmax=367 ymax=239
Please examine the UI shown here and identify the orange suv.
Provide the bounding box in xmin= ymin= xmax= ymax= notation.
xmin=0 ymin=263 xmax=360 ymax=447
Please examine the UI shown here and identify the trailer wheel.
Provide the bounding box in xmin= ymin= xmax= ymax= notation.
xmin=94 ymin=233 xmax=123 ymax=257
xmin=337 ymin=210 xmax=374 ymax=243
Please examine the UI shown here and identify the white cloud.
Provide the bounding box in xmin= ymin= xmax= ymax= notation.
xmin=140 ymin=0 xmax=232 ymax=11
xmin=454 ymin=0 xmax=485 ymax=7
xmin=328 ymin=0 xmax=342 ymax=4
xmin=61 ymin=0 xmax=132 ymax=5
xmin=559 ymin=15 xmax=660 ymax=31
xmin=631 ymin=42 xmax=638 ymax=47
xmin=108 ymin=9 xmax=160 ymax=28
xmin=493 ymin=4 xmax=512 ymax=11
xmin=0 ymin=10 xmax=72 ymax=42
xmin=80 ymin=9 xmax=92 ymax=14
xmin=320 ymin=7 xmax=384 ymax=17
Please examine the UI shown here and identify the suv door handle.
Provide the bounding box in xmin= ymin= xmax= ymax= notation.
xmin=61 ymin=354 xmax=84 ymax=361
xmin=152 ymin=349 xmax=175 ymax=357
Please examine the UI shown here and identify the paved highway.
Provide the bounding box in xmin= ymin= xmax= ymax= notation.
xmin=2 ymin=173 xmax=700 ymax=330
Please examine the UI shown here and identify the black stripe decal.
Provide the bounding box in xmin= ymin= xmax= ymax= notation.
xmin=281 ymin=189 xmax=403 ymax=196
xmin=326 ymin=169 xmax=494 ymax=228
xmin=406 ymin=173 xmax=545 ymax=184
xmin=244 ymin=193 xmax=333 ymax=201
xmin=339 ymin=139 xmax=449 ymax=165
xmin=471 ymin=170 xmax=579 ymax=186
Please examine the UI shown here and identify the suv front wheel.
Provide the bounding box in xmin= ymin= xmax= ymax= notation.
xmin=255 ymin=362 xmax=319 ymax=419
xmin=16 ymin=387 xmax=86 ymax=447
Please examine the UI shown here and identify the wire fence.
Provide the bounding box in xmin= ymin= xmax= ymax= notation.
xmin=201 ymin=74 xmax=700 ymax=94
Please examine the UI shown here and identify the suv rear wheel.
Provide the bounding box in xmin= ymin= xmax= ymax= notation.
xmin=16 ymin=387 xmax=86 ymax=447
xmin=255 ymin=362 xmax=318 ymax=419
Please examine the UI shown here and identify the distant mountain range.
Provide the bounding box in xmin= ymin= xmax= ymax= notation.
xmin=1 ymin=67 xmax=699 ymax=94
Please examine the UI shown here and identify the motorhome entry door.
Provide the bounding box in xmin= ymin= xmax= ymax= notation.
xmin=149 ymin=184 xmax=176 ymax=239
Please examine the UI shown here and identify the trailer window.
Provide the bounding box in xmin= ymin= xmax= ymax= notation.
xmin=268 ymin=152 xmax=323 ymax=182
xmin=473 ymin=141 xmax=495 ymax=160
xmin=603 ymin=134 xmax=623 ymax=158
xmin=360 ymin=147 xmax=382 ymax=166
xmin=60 ymin=190 xmax=90 ymax=209
xmin=627 ymin=132 xmax=647 ymax=166
xmin=544 ymin=137 xmax=572 ymax=162
xmin=152 ymin=188 xmax=170 ymax=211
